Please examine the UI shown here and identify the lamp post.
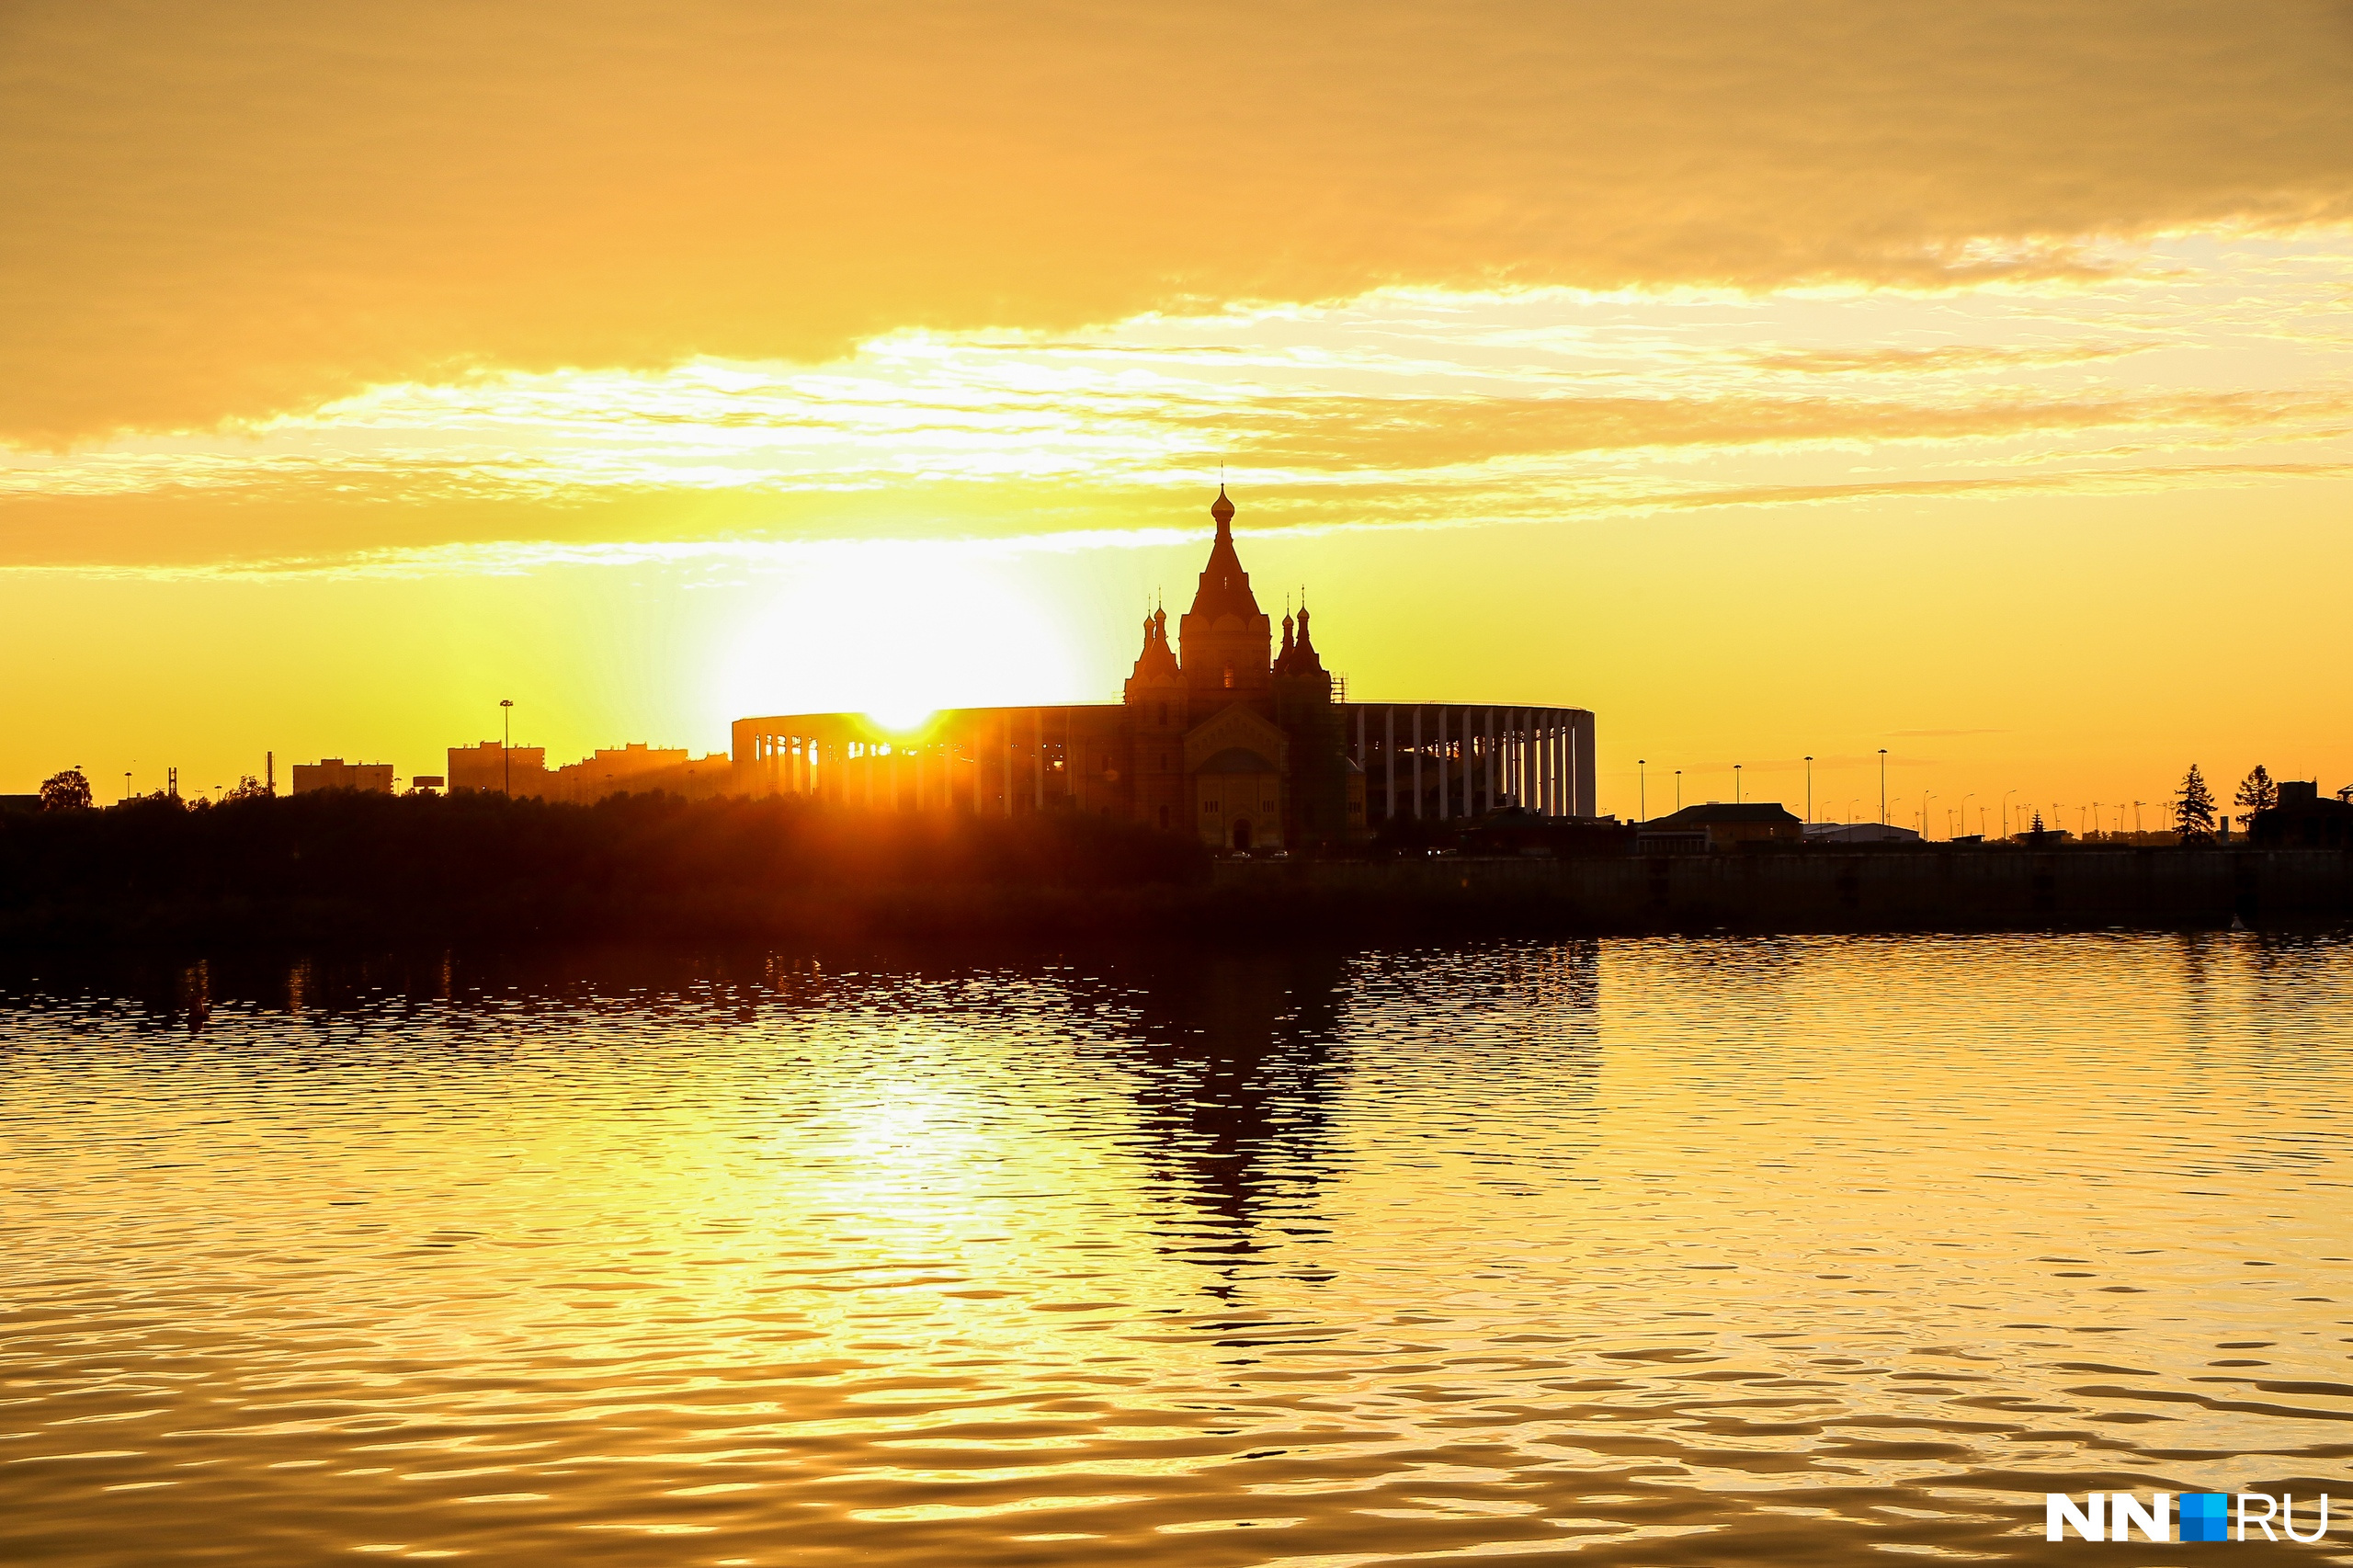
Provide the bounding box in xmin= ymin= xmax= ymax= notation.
xmin=1804 ymin=756 xmax=1813 ymax=825
xmin=1733 ymin=763 xmax=1742 ymax=803
xmin=1879 ymin=748 xmax=1888 ymax=825
xmin=2002 ymin=789 xmax=2017 ymax=839
xmin=1922 ymin=789 xmax=1935 ymax=841
xmin=2133 ymin=800 xmax=2145 ymax=836
xmin=1637 ymin=759 xmax=1646 ymax=823
xmin=500 ymin=699 xmax=515 ymax=797
xmin=1675 ymin=769 xmax=1682 ymax=811
xmin=1958 ymin=791 xmax=1974 ymax=840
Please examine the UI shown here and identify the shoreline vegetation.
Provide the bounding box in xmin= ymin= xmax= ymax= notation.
xmin=1 ymin=791 xmax=2347 ymax=952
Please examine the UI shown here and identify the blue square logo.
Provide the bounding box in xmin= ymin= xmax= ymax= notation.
xmin=2181 ymin=1493 xmax=2230 ymax=1542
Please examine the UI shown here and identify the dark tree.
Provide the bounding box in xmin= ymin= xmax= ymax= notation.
xmin=2175 ymin=764 xmax=2217 ymax=844
xmin=39 ymin=768 xmax=93 ymax=812
xmin=224 ymin=774 xmax=272 ymax=801
xmin=2233 ymin=764 xmax=2278 ymax=832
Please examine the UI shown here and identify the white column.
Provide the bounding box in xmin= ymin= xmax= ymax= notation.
xmin=1435 ymin=707 xmax=1448 ymax=819
xmin=1514 ymin=710 xmax=1528 ymax=809
xmin=1412 ymin=707 xmax=1423 ymax=819
xmin=1556 ymin=712 xmax=1570 ymax=817
xmin=1384 ymin=705 xmax=1396 ymax=820
xmin=1540 ymin=712 xmax=1554 ymax=816
xmin=1572 ymin=710 xmax=1596 ymax=818
xmin=1484 ymin=708 xmax=1496 ymax=814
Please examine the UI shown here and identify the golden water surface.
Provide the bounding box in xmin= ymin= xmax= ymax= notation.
xmin=5 ymin=935 xmax=2351 ymax=1565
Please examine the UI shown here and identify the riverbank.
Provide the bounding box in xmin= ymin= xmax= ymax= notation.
xmin=5 ymin=793 xmax=2347 ymax=949
xmin=1212 ymin=846 xmax=2353 ymax=931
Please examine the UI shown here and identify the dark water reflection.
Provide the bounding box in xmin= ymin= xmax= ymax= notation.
xmin=3 ymin=934 xmax=2349 ymax=1566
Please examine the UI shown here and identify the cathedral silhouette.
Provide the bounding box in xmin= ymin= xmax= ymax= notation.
xmin=733 ymin=489 xmax=1593 ymax=850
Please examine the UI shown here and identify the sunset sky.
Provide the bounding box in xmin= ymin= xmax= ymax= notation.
xmin=6 ymin=3 xmax=2352 ymax=829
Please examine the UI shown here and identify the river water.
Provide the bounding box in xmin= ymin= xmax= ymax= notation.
xmin=4 ymin=935 xmax=2350 ymax=1565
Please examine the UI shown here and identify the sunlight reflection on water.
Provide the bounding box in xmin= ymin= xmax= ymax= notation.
xmin=4 ymin=933 xmax=2351 ymax=1566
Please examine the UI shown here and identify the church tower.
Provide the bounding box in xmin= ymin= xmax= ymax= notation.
xmin=1122 ymin=603 xmax=1188 ymax=834
xmin=1176 ymin=486 xmax=1272 ymax=700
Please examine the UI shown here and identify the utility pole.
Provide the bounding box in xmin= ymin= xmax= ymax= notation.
xmin=266 ymin=751 xmax=274 ymax=795
xmin=500 ymin=699 xmax=515 ymax=797
xmin=1879 ymin=748 xmax=1888 ymax=825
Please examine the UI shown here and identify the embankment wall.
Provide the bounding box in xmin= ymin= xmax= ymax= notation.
xmin=1211 ymin=848 xmax=2352 ymax=929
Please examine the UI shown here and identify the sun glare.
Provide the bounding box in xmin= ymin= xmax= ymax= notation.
xmin=714 ymin=541 xmax=1085 ymax=724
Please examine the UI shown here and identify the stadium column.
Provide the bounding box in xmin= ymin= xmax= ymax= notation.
xmin=1557 ymin=712 xmax=1570 ymax=816
xmin=1484 ymin=708 xmax=1496 ymax=814
xmin=1384 ymin=706 xmax=1396 ymax=821
xmin=1543 ymin=706 xmax=1562 ymax=810
xmin=1435 ymin=707 xmax=1447 ymax=819
xmin=1412 ymin=707 xmax=1423 ymax=819
xmin=1548 ymin=711 xmax=1559 ymax=816
xmin=1573 ymin=710 xmax=1596 ymax=818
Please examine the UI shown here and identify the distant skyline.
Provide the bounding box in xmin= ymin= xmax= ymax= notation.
xmin=6 ymin=5 xmax=2351 ymax=815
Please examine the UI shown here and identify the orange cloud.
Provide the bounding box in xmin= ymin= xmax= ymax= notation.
xmin=5 ymin=2 xmax=2351 ymax=443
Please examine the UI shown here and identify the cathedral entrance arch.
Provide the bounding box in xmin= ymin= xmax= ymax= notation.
xmin=1231 ymin=819 xmax=1253 ymax=851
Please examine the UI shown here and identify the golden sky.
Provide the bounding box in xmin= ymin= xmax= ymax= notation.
xmin=6 ymin=2 xmax=2352 ymax=825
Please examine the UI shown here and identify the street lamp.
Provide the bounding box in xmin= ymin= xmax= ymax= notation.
xmin=1958 ymin=791 xmax=1974 ymax=840
xmin=1878 ymin=748 xmax=1889 ymax=824
xmin=2133 ymin=800 xmax=2146 ymax=836
xmin=1922 ymin=789 xmax=1935 ymax=840
xmin=1733 ymin=763 xmax=1742 ymax=803
xmin=1675 ymin=769 xmax=1682 ymax=811
xmin=1638 ymin=759 xmax=1646 ymax=823
xmin=2002 ymin=788 xmax=2018 ymax=839
xmin=1804 ymin=756 xmax=1813 ymax=825
xmin=499 ymin=699 xmax=515 ymax=797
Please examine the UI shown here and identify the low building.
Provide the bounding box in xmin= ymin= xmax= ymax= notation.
xmin=1638 ymin=802 xmax=1802 ymax=853
xmin=448 ymin=741 xmax=548 ymax=797
xmin=1805 ymin=822 xmax=1924 ymax=846
xmin=2253 ymin=780 xmax=2353 ymax=848
xmin=290 ymin=759 xmax=395 ymax=795
xmin=542 ymin=744 xmax=733 ymax=803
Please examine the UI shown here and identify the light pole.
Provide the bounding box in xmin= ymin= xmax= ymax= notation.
xmin=1804 ymin=756 xmax=1813 ymax=825
xmin=500 ymin=699 xmax=515 ymax=797
xmin=1959 ymin=791 xmax=1974 ymax=840
xmin=2002 ymin=789 xmax=2017 ymax=839
xmin=2133 ymin=800 xmax=2145 ymax=836
xmin=1638 ymin=759 xmax=1646 ymax=823
xmin=1879 ymin=748 xmax=1888 ymax=825
xmin=1922 ymin=789 xmax=1935 ymax=840
xmin=2091 ymin=800 xmax=2102 ymax=842
xmin=1675 ymin=769 xmax=1682 ymax=811
xmin=1733 ymin=763 xmax=1742 ymax=803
